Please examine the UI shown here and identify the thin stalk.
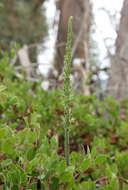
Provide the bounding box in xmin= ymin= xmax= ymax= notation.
xmin=63 ymin=16 xmax=73 ymax=166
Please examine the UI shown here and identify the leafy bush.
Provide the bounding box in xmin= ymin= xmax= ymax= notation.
xmin=1 ymin=20 xmax=128 ymax=190
xmin=1 ymin=53 xmax=128 ymax=189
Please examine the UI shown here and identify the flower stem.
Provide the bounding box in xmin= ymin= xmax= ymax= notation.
xmin=63 ymin=16 xmax=73 ymax=166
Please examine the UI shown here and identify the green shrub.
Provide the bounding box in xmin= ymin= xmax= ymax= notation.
xmin=1 ymin=24 xmax=128 ymax=190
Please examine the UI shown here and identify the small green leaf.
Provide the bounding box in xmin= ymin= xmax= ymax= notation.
xmin=60 ymin=169 xmax=73 ymax=183
xmin=2 ymin=139 xmax=15 ymax=155
xmin=81 ymin=159 xmax=90 ymax=171
xmin=27 ymin=157 xmax=40 ymax=171
xmin=0 ymin=126 xmax=10 ymax=139
xmin=0 ymin=85 xmax=6 ymax=92
xmin=49 ymin=177 xmax=59 ymax=190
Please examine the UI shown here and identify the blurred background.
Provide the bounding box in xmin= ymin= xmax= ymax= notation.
xmin=0 ymin=0 xmax=127 ymax=100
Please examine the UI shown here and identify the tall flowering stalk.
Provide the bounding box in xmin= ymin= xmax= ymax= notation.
xmin=63 ymin=16 xmax=73 ymax=166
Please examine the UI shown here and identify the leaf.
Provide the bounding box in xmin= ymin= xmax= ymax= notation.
xmin=2 ymin=138 xmax=15 ymax=155
xmin=1 ymin=159 xmax=12 ymax=167
xmin=60 ymin=168 xmax=73 ymax=183
xmin=0 ymin=85 xmax=6 ymax=92
xmin=27 ymin=157 xmax=40 ymax=171
xmin=26 ymin=148 xmax=36 ymax=161
xmin=49 ymin=177 xmax=59 ymax=190
xmin=81 ymin=159 xmax=90 ymax=171
xmin=79 ymin=180 xmax=96 ymax=190
xmin=95 ymin=155 xmax=107 ymax=165
xmin=0 ymin=127 xmax=10 ymax=139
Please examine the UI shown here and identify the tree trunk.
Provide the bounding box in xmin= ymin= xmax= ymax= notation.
xmin=34 ymin=0 xmax=46 ymax=11
xmin=108 ymin=0 xmax=128 ymax=99
xmin=54 ymin=0 xmax=92 ymax=94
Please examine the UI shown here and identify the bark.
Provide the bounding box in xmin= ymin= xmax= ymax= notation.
xmin=34 ymin=0 xmax=46 ymax=11
xmin=54 ymin=0 xmax=92 ymax=94
xmin=108 ymin=0 xmax=128 ymax=99
xmin=18 ymin=45 xmax=32 ymax=78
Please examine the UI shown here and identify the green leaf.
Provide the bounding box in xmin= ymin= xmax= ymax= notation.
xmin=2 ymin=138 xmax=15 ymax=155
xmin=81 ymin=159 xmax=90 ymax=171
xmin=0 ymin=85 xmax=6 ymax=92
xmin=95 ymin=155 xmax=107 ymax=165
xmin=26 ymin=148 xmax=36 ymax=161
xmin=60 ymin=168 xmax=73 ymax=183
xmin=78 ymin=180 xmax=96 ymax=190
xmin=27 ymin=157 xmax=40 ymax=171
xmin=1 ymin=159 xmax=12 ymax=167
xmin=49 ymin=177 xmax=59 ymax=190
xmin=0 ymin=126 xmax=10 ymax=139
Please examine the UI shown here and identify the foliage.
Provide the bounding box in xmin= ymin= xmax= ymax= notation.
xmin=1 ymin=47 xmax=128 ymax=189
xmin=0 ymin=0 xmax=47 ymax=52
xmin=0 ymin=53 xmax=128 ymax=189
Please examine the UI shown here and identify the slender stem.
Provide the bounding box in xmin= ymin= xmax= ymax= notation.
xmin=64 ymin=127 xmax=70 ymax=166
xmin=63 ymin=16 xmax=73 ymax=166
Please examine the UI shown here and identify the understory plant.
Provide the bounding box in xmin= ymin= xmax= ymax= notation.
xmin=1 ymin=18 xmax=128 ymax=190
xmin=63 ymin=16 xmax=73 ymax=166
